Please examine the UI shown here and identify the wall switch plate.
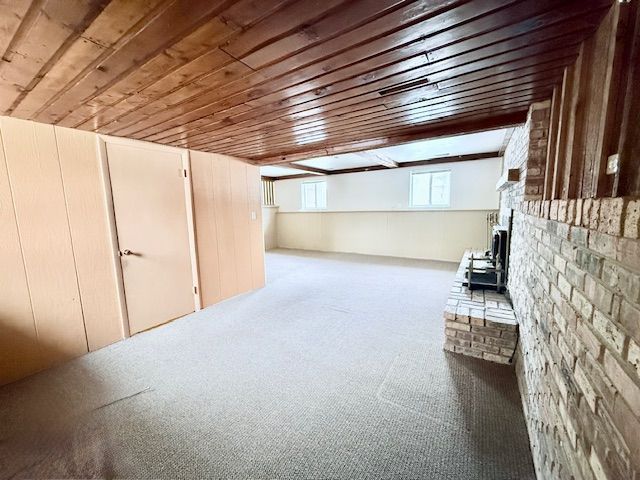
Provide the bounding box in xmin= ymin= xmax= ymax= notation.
xmin=606 ymin=154 xmax=620 ymax=175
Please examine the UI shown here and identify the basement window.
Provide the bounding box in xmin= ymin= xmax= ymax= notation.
xmin=410 ymin=170 xmax=451 ymax=208
xmin=301 ymin=180 xmax=327 ymax=210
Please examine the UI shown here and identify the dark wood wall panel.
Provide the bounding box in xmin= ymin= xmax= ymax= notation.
xmin=0 ymin=0 xmax=614 ymax=164
xmin=543 ymin=1 xmax=639 ymax=199
xmin=617 ymin=3 xmax=640 ymax=196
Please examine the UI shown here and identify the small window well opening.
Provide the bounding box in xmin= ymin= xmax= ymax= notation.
xmin=409 ymin=170 xmax=451 ymax=208
xmin=301 ymin=180 xmax=327 ymax=210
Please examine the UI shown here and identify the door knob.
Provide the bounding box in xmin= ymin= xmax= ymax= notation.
xmin=120 ymin=249 xmax=132 ymax=256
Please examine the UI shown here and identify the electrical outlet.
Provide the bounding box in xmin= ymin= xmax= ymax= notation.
xmin=606 ymin=154 xmax=619 ymax=175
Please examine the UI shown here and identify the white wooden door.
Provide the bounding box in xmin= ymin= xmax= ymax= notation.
xmin=106 ymin=142 xmax=194 ymax=334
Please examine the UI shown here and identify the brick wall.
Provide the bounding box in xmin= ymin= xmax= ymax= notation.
xmin=500 ymin=100 xmax=550 ymax=225
xmin=501 ymin=106 xmax=640 ymax=480
xmin=500 ymin=120 xmax=528 ymax=214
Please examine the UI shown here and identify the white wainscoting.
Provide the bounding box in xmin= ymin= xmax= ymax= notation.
xmin=262 ymin=205 xmax=279 ymax=250
xmin=276 ymin=209 xmax=495 ymax=262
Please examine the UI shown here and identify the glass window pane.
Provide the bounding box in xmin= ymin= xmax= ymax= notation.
xmin=303 ymin=183 xmax=316 ymax=209
xmin=411 ymin=173 xmax=430 ymax=206
xmin=302 ymin=182 xmax=326 ymax=209
xmin=430 ymin=172 xmax=450 ymax=206
xmin=316 ymin=182 xmax=327 ymax=209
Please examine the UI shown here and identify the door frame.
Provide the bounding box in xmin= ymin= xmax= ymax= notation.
xmin=96 ymin=135 xmax=202 ymax=338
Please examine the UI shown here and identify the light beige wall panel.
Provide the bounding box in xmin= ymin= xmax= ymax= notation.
xmin=55 ymin=126 xmax=124 ymax=350
xmin=106 ymin=141 xmax=194 ymax=334
xmin=211 ymin=153 xmax=239 ymax=299
xmin=429 ymin=210 xmax=485 ymax=261
xmin=262 ymin=206 xmax=278 ymax=250
xmin=276 ymin=210 xmax=493 ymax=262
xmin=246 ymin=164 xmax=265 ymax=289
xmin=277 ymin=213 xmax=324 ymax=251
xmin=390 ymin=210 xmax=485 ymax=262
xmin=323 ymin=212 xmax=389 ymax=256
xmin=190 ymin=150 xmax=222 ymax=307
xmin=385 ymin=210 xmax=486 ymax=261
xmin=0 ymin=117 xmax=87 ymax=366
xmin=229 ymin=158 xmax=252 ymax=293
xmin=0 ymin=129 xmax=41 ymax=386
xmin=387 ymin=212 xmax=445 ymax=259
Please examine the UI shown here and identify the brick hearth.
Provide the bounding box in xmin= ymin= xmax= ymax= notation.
xmin=443 ymin=250 xmax=518 ymax=364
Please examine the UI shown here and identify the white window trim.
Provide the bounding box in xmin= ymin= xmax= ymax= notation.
xmin=409 ymin=170 xmax=451 ymax=209
xmin=300 ymin=180 xmax=327 ymax=211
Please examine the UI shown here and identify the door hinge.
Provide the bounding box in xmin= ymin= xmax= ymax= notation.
xmin=183 ymin=169 xmax=188 ymax=178
xmin=193 ymin=285 xmax=198 ymax=294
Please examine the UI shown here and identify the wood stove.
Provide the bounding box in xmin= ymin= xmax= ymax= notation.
xmin=464 ymin=225 xmax=510 ymax=293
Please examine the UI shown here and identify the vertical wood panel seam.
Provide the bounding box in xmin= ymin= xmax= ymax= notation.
xmin=245 ymin=164 xmax=255 ymax=283
xmin=593 ymin=4 xmax=624 ymax=197
xmin=0 ymin=121 xmax=41 ymax=359
xmin=211 ymin=158 xmax=224 ymax=299
xmin=52 ymin=127 xmax=90 ymax=351
xmin=183 ymin=151 xmax=202 ymax=310
xmin=96 ymin=137 xmax=130 ymax=338
xmin=230 ymin=162 xmax=241 ymax=291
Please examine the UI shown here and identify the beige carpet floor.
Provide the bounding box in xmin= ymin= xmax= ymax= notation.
xmin=0 ymin=249 xmax=535 ymax=479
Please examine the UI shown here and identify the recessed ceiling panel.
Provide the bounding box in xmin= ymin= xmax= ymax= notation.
xmin=289 ymin=128 xmax=509 ymax=171
xmin=376 ymin=129 xmax=510 ymax=162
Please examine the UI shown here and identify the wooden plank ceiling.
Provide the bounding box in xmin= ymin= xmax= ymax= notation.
xmin=0 ymin=0 xmax=611 ymax=165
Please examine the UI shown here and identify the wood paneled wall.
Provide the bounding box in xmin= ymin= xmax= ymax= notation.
xmin=544 ymin=1 xmax=639 ymax=199
xmin=56 ymin=127 xmax=125 ymax=350
xmin=0 ymin=117 xmax=265 ymax=386
xmin=0 ymin=122 xmax=41 ymax=384
xmin=0 ymin=116 xmax=124 ymax=385
xmin=191 ymin=151 xmax=265 ymax=307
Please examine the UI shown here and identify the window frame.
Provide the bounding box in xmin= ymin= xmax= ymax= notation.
xmin=300 ymin=180 xmax=327 ymax=210
xmin=409 ymin=170 xmax=451 ymax=209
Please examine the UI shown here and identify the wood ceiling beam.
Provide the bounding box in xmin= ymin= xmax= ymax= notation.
xmin=356 ymin=152 xmax=399 ymax=169
xmin=266 ymin=173 xmax=319 ymax=181
xmin=283 ymin=163 xmax=329 ymax=175
xmin=396 ymin=152 xmax=501 ymax=168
